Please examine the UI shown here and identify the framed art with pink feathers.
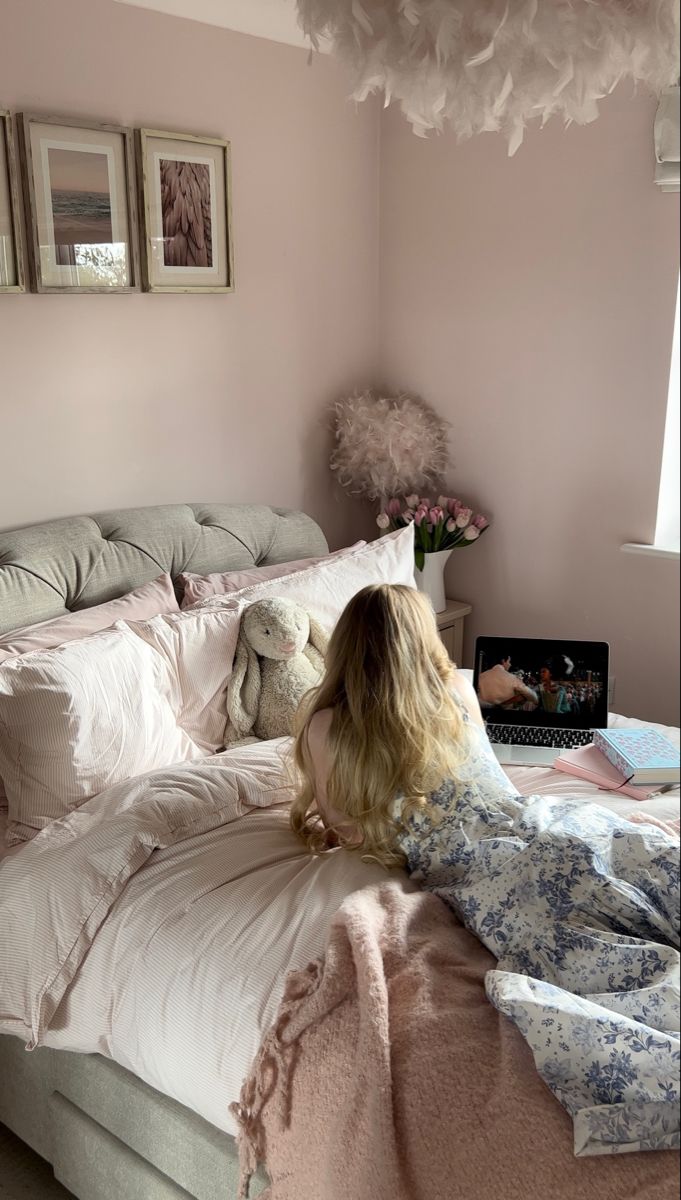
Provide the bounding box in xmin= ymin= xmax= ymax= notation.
xmin=136 ymin=128 xmax=233 ymax=293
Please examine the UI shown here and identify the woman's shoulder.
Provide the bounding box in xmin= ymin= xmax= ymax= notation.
xmin=448 ymin=668 xmax=484 ymax=728
xmin=306 ymin=708 xmax=334 ymax=769
xmin=307 ymin=707 xmax=334 ymax=742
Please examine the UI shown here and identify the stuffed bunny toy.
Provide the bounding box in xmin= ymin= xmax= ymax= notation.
xmin=225 ymin=598 xmax=328 ymax=744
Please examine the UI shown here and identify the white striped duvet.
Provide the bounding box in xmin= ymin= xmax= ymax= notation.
xmin=0 ymin=740 xmax=392 ymax=1136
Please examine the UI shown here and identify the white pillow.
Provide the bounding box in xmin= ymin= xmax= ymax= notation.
xmin=0 ymin=625 xmax=203 ymax=844
xmin=123 ymin=530 xmax=415 ymax=760
xmin=194 ymin=527 xmax=416 ymax=631
xmin=126 ymin=608 xmax=242 ymax=753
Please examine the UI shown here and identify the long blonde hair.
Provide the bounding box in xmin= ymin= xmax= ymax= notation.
xmin=290 ymin=584 xmax=470 ymax=868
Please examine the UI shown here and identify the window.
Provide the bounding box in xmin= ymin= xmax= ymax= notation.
xmin=623 ymin=280 xmax=680 ymax=559
xmin=654 ymin=281 xmax=680 ymax=552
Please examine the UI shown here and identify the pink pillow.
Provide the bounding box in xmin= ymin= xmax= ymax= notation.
xmin=0 ymin=574 xmax=179 ymax=662
xmin=179 ymin=543 xmax=366 ymax=609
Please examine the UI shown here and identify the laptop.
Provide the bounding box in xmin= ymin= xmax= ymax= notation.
xmin=473 ymin=636 xmax=610 ymax=766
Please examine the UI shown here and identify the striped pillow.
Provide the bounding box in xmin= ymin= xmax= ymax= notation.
xmin=0 ymin=573 xmax=180 ymax=809
xmin=0 ymin=625 xmax=204 ymax=845
xmin=126 ymin=608 xmax=243 ymax=753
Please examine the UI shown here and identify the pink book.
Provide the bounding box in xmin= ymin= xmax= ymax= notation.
xmin=553 ymin=744 xmax=662 ymax=802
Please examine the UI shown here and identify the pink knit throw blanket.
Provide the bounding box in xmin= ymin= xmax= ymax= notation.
xmin=231 ymin=881 xmax=677 ymax=1200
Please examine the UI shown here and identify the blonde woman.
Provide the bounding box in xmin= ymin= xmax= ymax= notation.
xmin=290 ymin=584 xmax=679 ymax=1154
xmin=291 ymin=583 xmax=519 ymax=866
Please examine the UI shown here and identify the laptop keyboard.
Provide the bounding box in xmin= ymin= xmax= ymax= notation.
xmin=486 ymin=725 xmax=593 ymax=750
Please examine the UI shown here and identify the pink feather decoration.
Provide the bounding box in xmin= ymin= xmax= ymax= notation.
xmin=330 ymin=390 xmax=449 ymax=501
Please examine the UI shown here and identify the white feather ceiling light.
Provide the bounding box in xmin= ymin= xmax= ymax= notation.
xmin=297 ymin=0 xmax=680 ymax=154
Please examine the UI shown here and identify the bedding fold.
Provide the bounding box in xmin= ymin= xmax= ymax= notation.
xmin=0 ymin=738 xmax=393 ymax=1134
xmin=0 ymin=743 xmax=292 ymax=1046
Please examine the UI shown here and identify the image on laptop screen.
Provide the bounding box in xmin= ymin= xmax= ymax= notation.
xmin=473 ymin=637 xmax=610 ymax=729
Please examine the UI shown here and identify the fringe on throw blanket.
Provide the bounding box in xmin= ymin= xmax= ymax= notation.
xmin=230 ymin=958 xmax=339 ymax=1199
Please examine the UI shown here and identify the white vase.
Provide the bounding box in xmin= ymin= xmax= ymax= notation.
xmin=415 ymin=549 xmax=452 ymax=613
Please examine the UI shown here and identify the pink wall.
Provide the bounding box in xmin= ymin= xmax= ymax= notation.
xmin=1 ymin=1 xmax=678 ymax=724
xmin=0 ymin=0 xmax=379 ymax=548
xmin=379 ymin=90 xmax=680 ymax=725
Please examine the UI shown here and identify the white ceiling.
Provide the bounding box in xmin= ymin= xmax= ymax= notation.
xmin=112 ymin=0 xmax=322 ymax=50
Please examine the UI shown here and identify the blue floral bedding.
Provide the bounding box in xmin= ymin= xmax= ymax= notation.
xmin=397 ymin=723 xmax=680 ymax=1157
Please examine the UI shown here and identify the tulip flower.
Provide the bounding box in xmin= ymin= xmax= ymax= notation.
xmin=374 ymin=493 xmax=489 ymax=563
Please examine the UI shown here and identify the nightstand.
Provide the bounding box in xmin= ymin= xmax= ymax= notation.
xmin=436 ymin=598 xmax=472 ymax=665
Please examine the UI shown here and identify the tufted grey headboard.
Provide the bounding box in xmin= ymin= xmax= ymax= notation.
xmin=0 ymin=503 xmax=328 ymax=636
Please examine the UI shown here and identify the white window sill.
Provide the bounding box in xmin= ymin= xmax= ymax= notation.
xmin=621 ymin=542 xmax=680 ymax=561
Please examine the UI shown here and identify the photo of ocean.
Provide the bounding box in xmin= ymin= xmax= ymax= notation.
xmin=51 ymin=189 xmax=113 ymax=244
xmin=48 ymin=148 xmax=113 ymax=248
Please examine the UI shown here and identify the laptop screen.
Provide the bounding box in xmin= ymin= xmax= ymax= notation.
xmin=473 ymin=637 xmax=610 ymax=730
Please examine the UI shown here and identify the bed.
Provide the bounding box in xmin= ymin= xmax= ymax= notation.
xmin=0 ymin=502 xmax=336 ymax=1200
xmin=0 ymin=502 xmax=678 ymax=1200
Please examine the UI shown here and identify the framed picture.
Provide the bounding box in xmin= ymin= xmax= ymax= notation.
xmin=0 ymin=111 xmax=25 ymax=293
xmin=17 ymin=113 xmax=140 ymax=293
xmin=137 ymin=128 xmax=233 ymax=293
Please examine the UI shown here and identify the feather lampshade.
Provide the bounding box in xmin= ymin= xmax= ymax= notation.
xmin=330 ymin=390 xmax=449 ymax=501
xmin=297 ymin=0 xmax=680 ymax=154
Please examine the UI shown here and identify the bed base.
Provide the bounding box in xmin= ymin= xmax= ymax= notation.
xmin=0 ymin=1034 xmax=267 ymax=1199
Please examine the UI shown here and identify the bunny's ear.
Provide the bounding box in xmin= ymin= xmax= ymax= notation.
xmin=227 ymin=630 xmax=261 ymax=737
xmin=307 ymin=615 xmax=329 ymax=658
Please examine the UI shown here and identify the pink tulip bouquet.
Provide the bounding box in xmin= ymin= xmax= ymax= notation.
xmin=377 ymin=495 xmax=490 ymax=570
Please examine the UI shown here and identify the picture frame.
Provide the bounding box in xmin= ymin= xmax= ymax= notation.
xmin=17 ymin=112 xmax=140 ymax=293
xmin=136 ymin=128 xmax=233 ymax=293
xmin=0 ymin=110 xmax=25 ymax=293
